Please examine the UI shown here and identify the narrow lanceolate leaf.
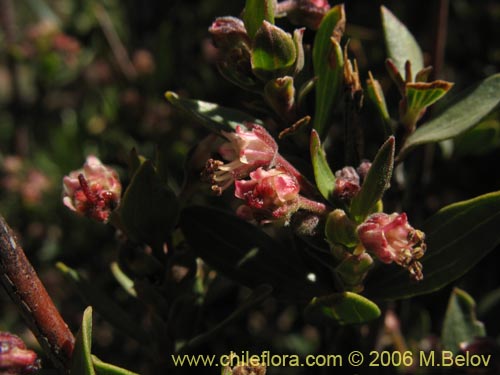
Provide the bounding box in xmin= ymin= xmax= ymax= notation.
xmin=70 ymin=306 xmax=95 ymax=375
xmin=180 ymin=206 xmax=327 ymax=300
xmin=365 ymin=191 xmax=500 ymax=300
xmin=310 ymin=129 xmax=335 ymax=201
xmin=312 ymin=4 xmax=345 ymax=138
xmin=119 ymin=160 xmax=179 ymax=251
xmin=366 ymin=71 xmax=392 ymax=136
xmin=305 ymin=292 xmax=381 ymax=325
xmin=442 ymin=288 xmax=486 ymax=355
xmin=381 ymin=6 xmax=423 ymax=75
xmin=400 ymin=74 xmax=500 ymax=156
xmin=243 ymin=0 xmax=275 ymax=38
xmin=165 ymin=91 xmax=262 ymax=134
xmin=92 ymin=356 xmax=140 ymax=375
xmin=350 ymin=137 xmax=395 ymax=222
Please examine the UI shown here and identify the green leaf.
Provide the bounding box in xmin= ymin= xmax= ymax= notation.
xmin=306 ymin=292 xmax=381 ymax=325
xmin=56 ymin=263 xmax=149 ymax=344
xmin=312 ymin=4 xmax=345 ymax=138
xmin=365 ymin=191 xmax=500 ymax=300
xmin=442 ymin=288 xmax=486 ymax=354
xmin=178 ymin=285 xmax=272 ymax=353
xmin=70 ymin=306 xmax=95 ymax=375
xmin=119 ymin=160 xmax=179 ymax=251
xmin=251 ymin=22 xmax=297 ymax=81
xmin=454 ymin=117 xmax=500 ymax=157
xmin=165 ymin=91 xmax=262 ymax=134
xmin=401 ymin=74 xmax=500 ymax=155
xmin=381 ymin=6 xmax=423 ymax=75
xmin=350 ymin=136 xmax=395 ymax=222
xmin=92 ymin=356 xmax=140 ymax=375
xmin=366 ymin=72 xmax=392 ymax=136
xmin=180 ymin=206 xmax=326 ymax=300
xmin=310 ymin=129 xmax=335 ymax=201
xmin=243 ymin=0 xmax=275 ymax=39
xmin=404 ymin=81 xmax=453 ymax=125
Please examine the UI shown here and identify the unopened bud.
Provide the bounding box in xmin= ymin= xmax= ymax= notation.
xmin=335 ymin=252 xmax=374 ymax=292
xmin=264 ymin=76 xmax=296 ymax=120
xmin=325 ymin=209 xmax=358 ymax=247
xmin=251 ymin=21 xmax=297 ymax=81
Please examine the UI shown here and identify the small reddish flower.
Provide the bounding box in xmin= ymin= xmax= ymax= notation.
xmin=204 ymin=124 xmax=278 ymax=194
xmin=357 ymin=212 xmax=426 ymax=280
xmin=334 ymin=166 xmax=360 ymax=201
xmin=0 ymin=332 xmax=40 ymax=374
xmin=235 ymin=167 xmax=300 ymax=223
xmin=63 ymin=156 xmax=121 ymax=223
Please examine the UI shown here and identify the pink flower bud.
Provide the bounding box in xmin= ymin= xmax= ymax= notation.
xmin=204 ymin=124 xmax=278 ymax=194
xmin=357 ymin=212 xmax=426 ymax=280
xmin=287 ymin=0 xmax=331 ymax=30
xmin=209 ymin=17 xmax=250 ymax=51
xmin=63 ymin=156 xmax=121 ymax=223
xmin=356 ymin=160 xmax=372 ymax=181
xmin=0 ymin=332 xmax=40 ymax=374
xmin=234 ymin=167 xmax=300 ymax=224
xmin=334 ymin=166 xmax=360 ymax=201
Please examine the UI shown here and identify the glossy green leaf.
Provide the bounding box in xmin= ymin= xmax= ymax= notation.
xmin=401 ymin=74 xmax=500 ymax=156
xmin=381 ymin=6 xmax=423 ymax=75
xmin=180 ymin=206 xmax=326 ymax=300
xmin=119 ymin=160 xmax=179 ymax=251
xmin=251 ymin=22 xmax=296 ymax=81
xmin=312 ymin=4 xmax=345 ymax=138
xmin=165 ymin=91 xmax=262 ymax=134
xmin=56 ymin=262 xmax=149 ymax=344
xmin=70 ymin=306 xmax=95 ymax=375
xmin=178 ymin=285 xmax=272 ymax=353
xmin=442 ymin=288 xmax=485 ymax=354
xmin=128 ymin=148 xmax=145 ymax=179
xmin=92 ymin=356 xmax=140 ymax=375
xmin=306 ymin=292 xmax=381 ymax=325
xmin=350 ymin=136 xmax=395 ymax=222
xmin=365 ymin=191 xmax=500 ymax=300
xmin=243 ymin=0 xmax=274 ymax=38
xmin=310 ymin=129 xmax=335 ymax=201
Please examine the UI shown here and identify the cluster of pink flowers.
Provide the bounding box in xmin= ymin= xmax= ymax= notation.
xmin=62 ymin=156 xmax=121 ymax=223
xmin=204 ymin=124 xmax=325 ymax=224
xmin=357 ymin=212 xmax=426 ymax=280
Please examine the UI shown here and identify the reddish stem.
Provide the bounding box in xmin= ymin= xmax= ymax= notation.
xmin=0 ymin=215 xmax=74 ymax=373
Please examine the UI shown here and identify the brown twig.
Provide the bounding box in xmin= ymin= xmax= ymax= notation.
xmin=0 ymin=215 xmax=75 ymax=373
xmin=431 ymin=0 xmax=449 ymax=80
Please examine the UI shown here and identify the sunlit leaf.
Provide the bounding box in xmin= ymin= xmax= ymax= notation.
xmin=381 ymin=6 xmax=423 ymax=75
xmin=306 ymin=292 xmax=381 ymax=325
xmin=165 ymin=91 xmax=262 ymax=134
